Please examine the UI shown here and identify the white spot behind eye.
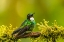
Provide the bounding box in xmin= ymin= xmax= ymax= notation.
xmin=30 ymin=17 xmax=34 ymax=21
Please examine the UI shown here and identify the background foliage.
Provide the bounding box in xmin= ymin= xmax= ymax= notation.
xmin=0 ymin=0 xmax=64 ymax=42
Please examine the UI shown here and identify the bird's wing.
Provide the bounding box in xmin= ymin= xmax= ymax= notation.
xmin=17 ymin=25 xmax=30 ymax=35
xmin=12 ymin=20 xmax=28 ymax=35
xmin=20 ymin=20 xmax=27 ymax=27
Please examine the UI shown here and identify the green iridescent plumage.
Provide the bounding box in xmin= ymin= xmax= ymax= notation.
xmin=20 ymin=19 xmax=36 ymax=31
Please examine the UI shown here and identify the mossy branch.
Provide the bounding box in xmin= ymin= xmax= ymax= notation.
xmin=14 ymin=32 xmax=41 ymax=39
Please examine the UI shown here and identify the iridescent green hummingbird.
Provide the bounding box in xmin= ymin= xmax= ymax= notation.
xmin=12 ymin=13 xmax=36 ymax=36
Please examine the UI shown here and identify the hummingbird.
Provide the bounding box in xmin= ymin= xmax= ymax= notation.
xmin=12 ymin=13 xmax=36 ymax=36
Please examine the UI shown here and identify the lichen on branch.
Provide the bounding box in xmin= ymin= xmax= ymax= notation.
xmin=0 ymin=19 xmax=64 ymax=42
xmin=36 ymin=19 xmax=64 ymax=42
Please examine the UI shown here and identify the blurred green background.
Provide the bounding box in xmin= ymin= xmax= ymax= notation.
xmin=0 ymin=0 xmax=64 ymax=42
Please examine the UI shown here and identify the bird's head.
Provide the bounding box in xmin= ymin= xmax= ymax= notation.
xmin=27 ymin=13 xmax=35 ymax=21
